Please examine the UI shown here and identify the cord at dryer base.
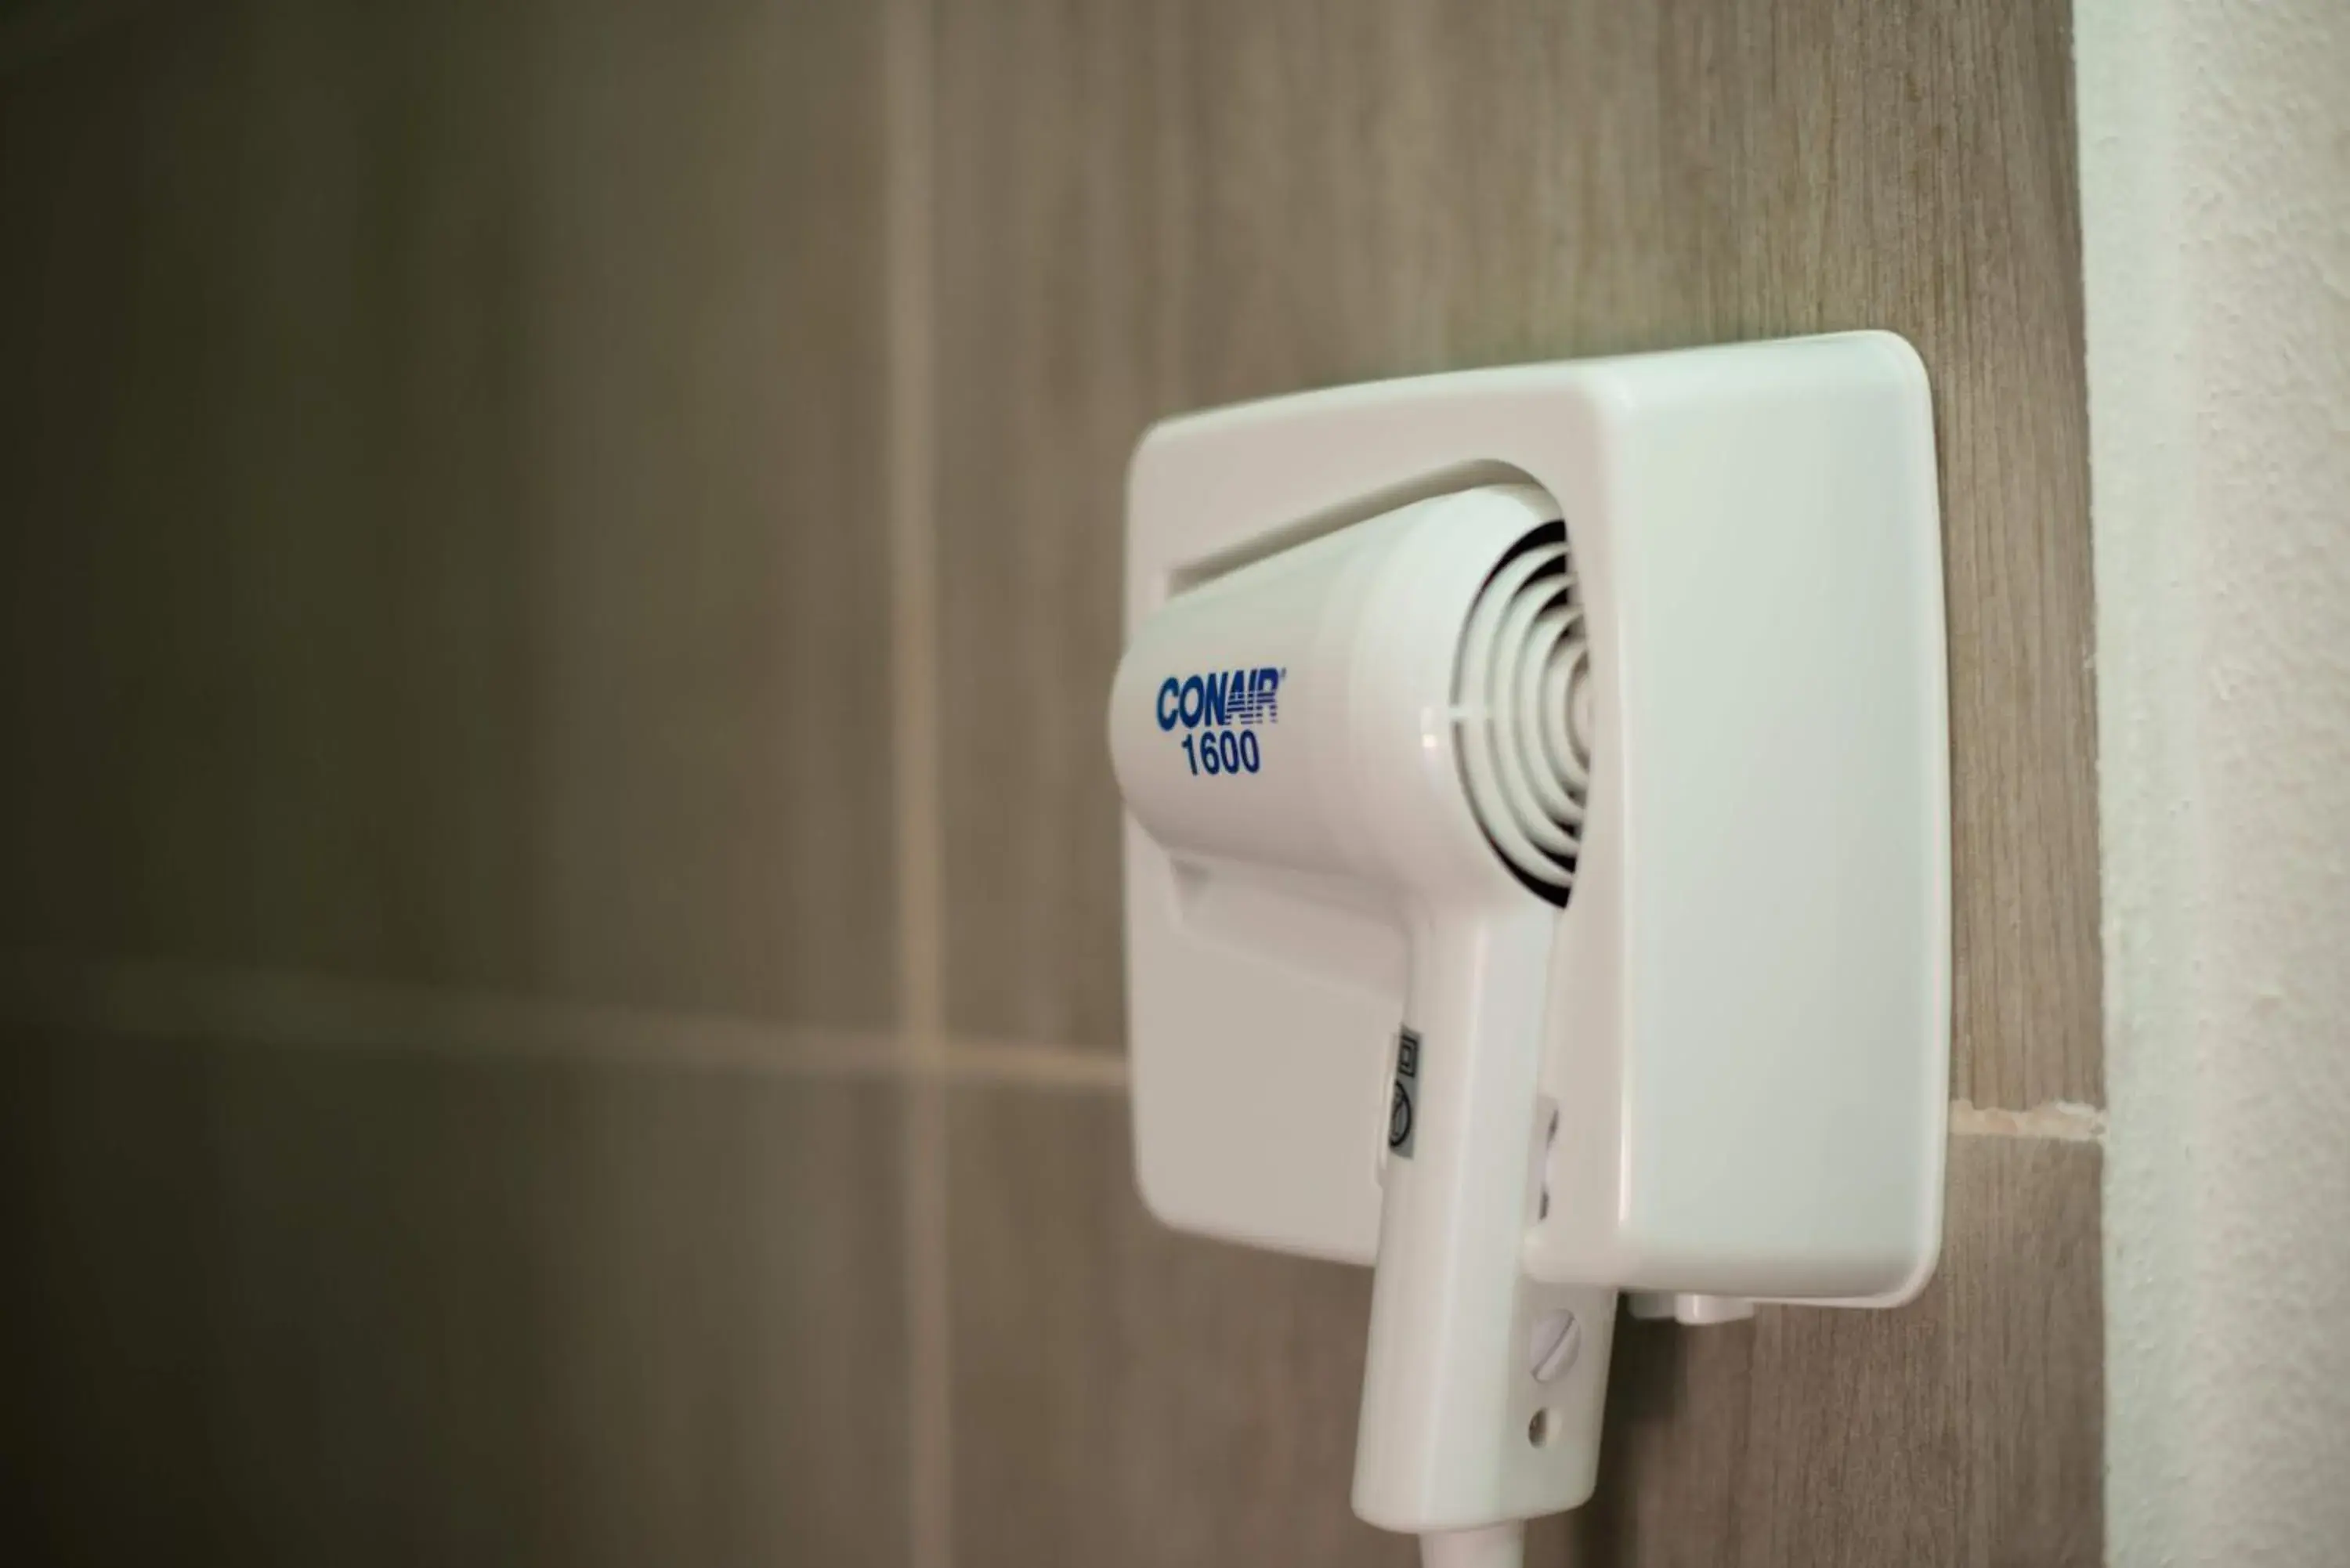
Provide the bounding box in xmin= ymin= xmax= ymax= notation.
xmin=1419 ymin=1522 xmax=1523 ymax=1568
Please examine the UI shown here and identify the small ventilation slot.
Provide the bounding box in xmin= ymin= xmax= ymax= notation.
xmin=1453 ymin=519 xmax=1592 ymax=908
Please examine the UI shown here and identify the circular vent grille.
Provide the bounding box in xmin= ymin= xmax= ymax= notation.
xmin=1454 ymin=520 xmax=1592 ymax=906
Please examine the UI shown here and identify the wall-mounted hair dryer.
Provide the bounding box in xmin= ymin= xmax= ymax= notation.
xmin=1108 ymin=334 xmax=1950 ymax=1568
xmin=1111 ymin=483 xmax=1604 ymax=1546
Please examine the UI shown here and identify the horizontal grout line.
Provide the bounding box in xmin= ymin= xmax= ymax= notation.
xmin=1949 ymin=1098 xmax=2107 ymax=1143
xmin=0 ymin=952 xmax=1130 ymax=1093
xmin=938 ymin=1037 xmax=1130 ymax=1091
xmin=0 ymin=955 xmax=2104 ymax=1139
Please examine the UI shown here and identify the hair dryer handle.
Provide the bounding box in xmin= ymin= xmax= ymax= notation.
xmin=1352 ymin=906 xmax=1614 ymax=1532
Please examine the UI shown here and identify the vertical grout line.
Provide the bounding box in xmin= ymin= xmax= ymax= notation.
xmin=885 ymin=13 xmax=945 ymax=1057
xmin=900 ymin=1085 xmax=953 ymax=1568
xmin=884 ymin=3 xmax=953 ymax=1568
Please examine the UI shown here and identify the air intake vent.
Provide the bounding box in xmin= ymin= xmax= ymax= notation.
xmin=1454 ymin=519 xmax=1591 ymax=906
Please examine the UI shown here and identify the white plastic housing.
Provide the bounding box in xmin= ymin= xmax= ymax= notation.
xmin=1114 ymin=332 xmax=1950 ymax=1527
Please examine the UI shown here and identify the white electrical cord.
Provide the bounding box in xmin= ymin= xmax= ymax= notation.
xmin=1419 ymin=1523 xmax=1524 ymax=1568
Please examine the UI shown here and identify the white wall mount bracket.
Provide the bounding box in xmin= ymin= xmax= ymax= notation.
xmin=1113 ymin=333 xmax=1950 ymax=1539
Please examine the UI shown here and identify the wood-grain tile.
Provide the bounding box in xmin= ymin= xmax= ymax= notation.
xmin=931 ymin=0 xmax=2100 ymax=1104
xmin=1549 ymin=1135 xmax=2102 ymax=1567
xmin=0 ymin=1024 xmax=909 ymax=1568
xmin=945 ymin=1085 xmax=1417 ymax=1568
xmin=0 ymin=0 xmax=897 ymax=1028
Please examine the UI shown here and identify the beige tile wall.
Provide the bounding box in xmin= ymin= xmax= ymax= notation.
xmin=2 ymin=2 xmax=911 ymax=1564
xmin=1 ymin=1026 xmax=908 ymax=1568
xmin=0 ymin=1 xmax=2102 ymax=1566
xmin=0 ymin=0 xmax=898 ymax=1026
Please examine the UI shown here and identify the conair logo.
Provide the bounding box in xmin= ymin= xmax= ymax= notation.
xmin=1155 ymin=668 xmax=1284 ymax=732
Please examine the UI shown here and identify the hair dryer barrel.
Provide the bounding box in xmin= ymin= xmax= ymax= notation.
xmin=1108 ymin=507 xmax=1403 ymax=880
xmin=1108 ymin=486 xmax=1557 ymax=891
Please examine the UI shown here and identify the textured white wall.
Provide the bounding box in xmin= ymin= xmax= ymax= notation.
xmin=2077 ymin=2 xmax=2350 ymax=1562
